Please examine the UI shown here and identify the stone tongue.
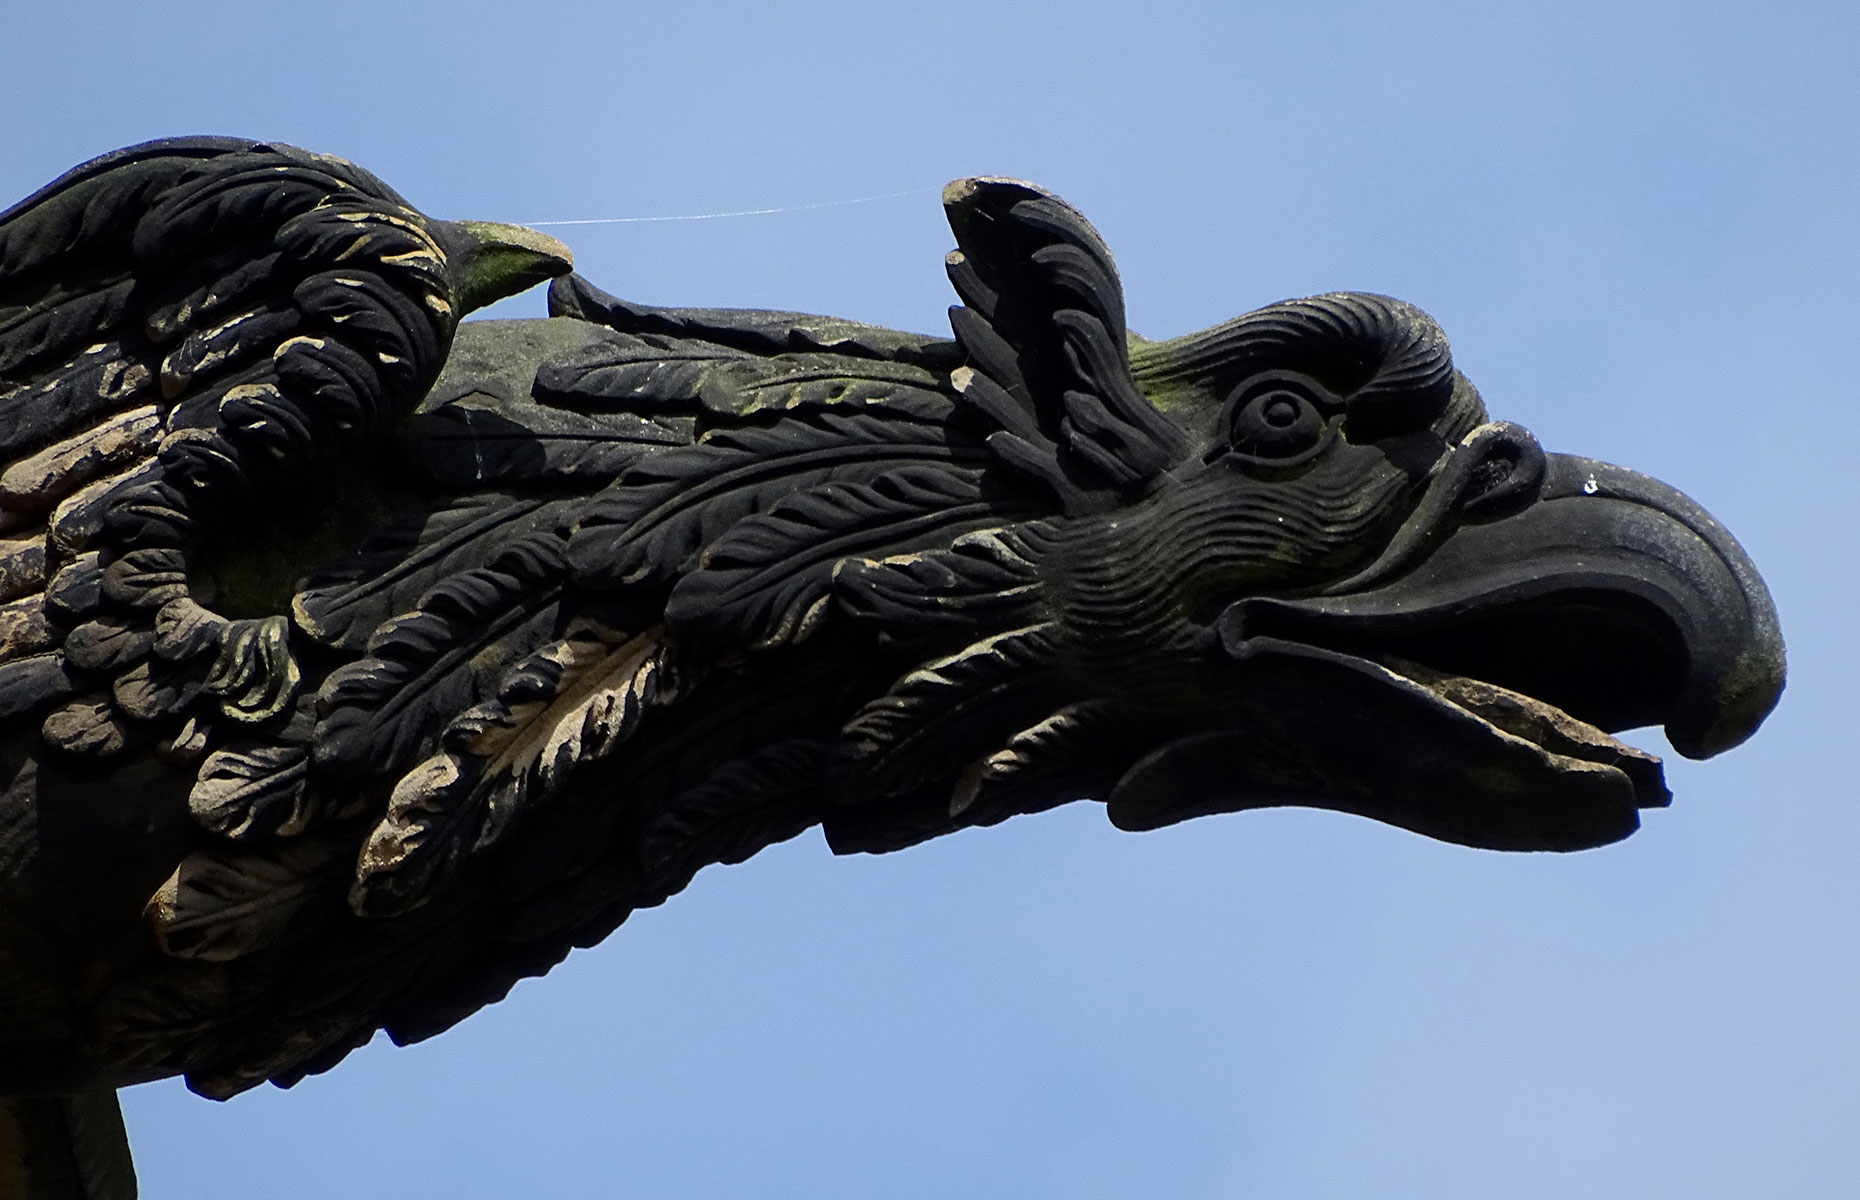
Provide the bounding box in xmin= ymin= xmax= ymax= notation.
xmin=1382 ymin=657 xmax=1671 ymax=808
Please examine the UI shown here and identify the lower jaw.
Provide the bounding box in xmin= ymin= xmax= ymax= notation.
xmin=1106 ymin=637 xmax=1663 ymax=852
xmin=1375 ymin=655 xmax=1670 ymax=809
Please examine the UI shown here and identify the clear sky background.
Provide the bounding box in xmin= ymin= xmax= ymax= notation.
xmin=3 ymin=2 xmax=1856 ymax=1196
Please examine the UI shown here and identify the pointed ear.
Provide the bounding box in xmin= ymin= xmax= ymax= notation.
xmin=942 ymin=178 xmax=1187 ymax=507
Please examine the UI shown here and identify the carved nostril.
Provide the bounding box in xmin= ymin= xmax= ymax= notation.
xmin=1453 ymin=422 xmax=1546 ymax=518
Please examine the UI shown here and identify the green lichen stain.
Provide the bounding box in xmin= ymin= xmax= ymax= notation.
xmin=1697 ymin=643 xmax=1788 ymax=758
xmin=448 ymin=221 xmax=574 ymax=316
xmin=1127 ymin=333 xmax=1204 ymax=416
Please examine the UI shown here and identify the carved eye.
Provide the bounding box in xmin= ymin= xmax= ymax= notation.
xmin=1221 ymin=371 xmax=1337 ymax=464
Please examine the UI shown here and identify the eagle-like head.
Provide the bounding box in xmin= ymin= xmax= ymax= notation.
xmin=0 ymin=144 xmax=1789 ymax=1101
xmin=827 ymin=177 xmax=1783 ymax=857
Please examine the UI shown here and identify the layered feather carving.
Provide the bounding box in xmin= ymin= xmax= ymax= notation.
xmin=1 ymin=150 xmax=1206 ymax=1097
xmin=351 ymin=625 xmax=680 ymax=916
xmin=0 ymin=135 xmax=510 ymax=792
xmin=0 ymin=142 xmax=1538 ymax=1110
xmin=941 ymin=177 xmax=1189 ymax=509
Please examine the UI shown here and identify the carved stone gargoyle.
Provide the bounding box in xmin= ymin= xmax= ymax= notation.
xmin=0 ymin=139 xmax=1783 ymax=1197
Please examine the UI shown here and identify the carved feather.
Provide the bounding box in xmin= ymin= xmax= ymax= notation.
xmin=530 ymin=325 xmax=987 ymax=452
xmin=567 ymin=409 xmax=987 ymax=590
xmin=295 ymin=493 xmax=573 ymax=653
xmin=146 ymin=838 xmax=346 ymax=962
xmin=313 ymin=533 xmax=567 ymax=778
xmin=350 ymin=627 xmax=677 ymax=916
xmin=941 ymin=179 xmax=1188 ymax=502
xmin=833 ymin=525 xmax=1048 ymax=638
xmin=551 ymin=273 xmax=963 ymax=368
xmin=397 ymin=400 xmax=688 ymax=490
xmin=638 ymin=738 xmax=831 ymax=890
xmin=187 ymin=739 xmax=314 ymax=841
xmin=663 ymin=465 xmax=1004 ymax=651
xmin=835 ymin=623 xmax=1064 ymax=803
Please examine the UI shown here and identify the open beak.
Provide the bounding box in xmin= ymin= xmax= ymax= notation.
xmin=1107 ymin=443 xmax=1785 ymax=852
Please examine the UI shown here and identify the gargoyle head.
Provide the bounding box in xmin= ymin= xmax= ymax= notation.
xmin=829 ymin=178 xmax=1783 ymax=855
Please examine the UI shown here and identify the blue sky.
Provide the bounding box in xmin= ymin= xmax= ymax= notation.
xmin=4 ymin=2 xmax=1857 ymax=1195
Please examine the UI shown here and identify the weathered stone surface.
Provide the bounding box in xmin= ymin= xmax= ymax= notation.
xmin=0 ymin=405 xmax=160 ymax=510
xmin=0 ymin=538 xmax=46 ymax=605
xmin=0 ymin=138 xmax=1788 ymax=1190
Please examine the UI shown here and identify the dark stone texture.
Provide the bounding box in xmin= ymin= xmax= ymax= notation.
xmin=0 ymin=140 xmax=1786 ymax=1192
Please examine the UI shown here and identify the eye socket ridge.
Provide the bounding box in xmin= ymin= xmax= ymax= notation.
xmin=1220 ymin=370 xmax=1341 ymax=464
